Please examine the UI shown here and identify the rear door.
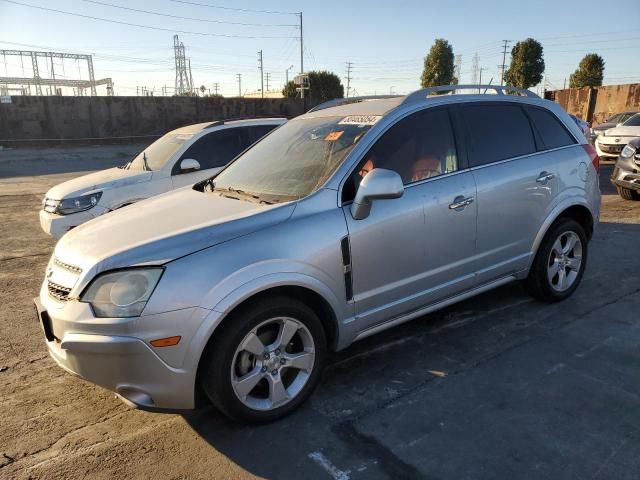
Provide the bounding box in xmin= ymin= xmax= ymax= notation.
xmin=343 ymin=107 xmax=477 ymax=331
xmin=456 ymin=102 xmax=574 ymax=284
xmin=171 ymin=128 xmax=250 ymax=188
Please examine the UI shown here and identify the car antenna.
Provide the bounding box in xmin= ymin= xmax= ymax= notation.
xmin=142 ymin=151 xmax=150 ymax=171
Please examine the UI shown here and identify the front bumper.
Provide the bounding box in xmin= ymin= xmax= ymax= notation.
xmin=595 ymin=140 xmax=624 ymax=158
xmin=39 ymin=207 xmax=106 ymax=240
xmin=35 ymin=290 xmax=211 ymax=410
xmin=610 ymin=155 xmax=640 ymax=192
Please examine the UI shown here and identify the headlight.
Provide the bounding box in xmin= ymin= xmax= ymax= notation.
xmin=57 ymin=192 xmax=102 ymax=215
xmin=80 ymin=268 xmax=163 ymax=318
xmin=621 ymin=144 xmax=636 ymax=158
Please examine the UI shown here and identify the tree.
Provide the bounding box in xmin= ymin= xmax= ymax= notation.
xmin=504 ymin=38 xmax=545 ymax=89
xmin=199 ymin=85 xmax=206 ymax=96
xmin=282 ymin=70 xmax=344 ymax=101
xmin=569 ymin=54 xmax=605 ymax=88
xmin=420 ymin=39 xmax=456 ymax=88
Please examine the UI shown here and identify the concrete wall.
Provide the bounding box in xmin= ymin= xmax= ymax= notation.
xmin=0 ymin=96 xmax=314 ymax=144
xmin=546 ymin=83 xmax=640 ymax=126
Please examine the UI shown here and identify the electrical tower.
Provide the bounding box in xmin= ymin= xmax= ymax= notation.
xmin=499 ymin=40 xmax=511 ymax=86
xmin=174 ymin=34 xmax=191 ymax=95
xmin=454 ymin=55 xmax=462 ymax=83
xmin=345 ymin=61 xmax=353 ymax=98
xmin=257 ymin=50 xmax=264 ymax=99
xmin=471 ymin=52 xmax=479 ymax=85
xmin=265 ymin=72 xmax=271 ymax=92
xmin=236 ymin=73 xmax=242 ymax=97
xmin=213 ymin=82 xmax=220 ymax=96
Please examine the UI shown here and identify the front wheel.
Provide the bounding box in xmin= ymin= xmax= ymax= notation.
xmin=617 ymin=186 xmax=640 ymax=201
xmin=525 ymin=218 xmax=588 ymax=302
xmin=199 ymin=296 xmax=326 ymax=423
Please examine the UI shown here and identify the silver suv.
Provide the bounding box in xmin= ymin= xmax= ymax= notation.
xmin=35 ymin=85 xmax=601 ymax=423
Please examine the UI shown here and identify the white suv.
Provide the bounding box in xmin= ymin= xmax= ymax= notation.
xmin=40 ymin=118 xmax=285 ymax=239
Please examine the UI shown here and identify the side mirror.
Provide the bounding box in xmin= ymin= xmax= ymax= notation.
xmin=180 ymin=158 xmax=200 ymax=173
xmin=350 ymin=168 xmax=404 ymax=220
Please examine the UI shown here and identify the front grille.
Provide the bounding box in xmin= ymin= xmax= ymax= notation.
xmin=54 ymin=257 xmax=82 ymax=274
xmin=47 ymin=280 xmax=72 ymax=301
xmin=600 ymin=144 xmax=624 ymax=153
xmin=43 ymin=197 xmax=60 ymax=213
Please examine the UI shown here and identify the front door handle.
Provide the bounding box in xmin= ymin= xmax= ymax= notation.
xmin=536 ymin=171 xmax=555 ymax=185
xmin=449 ymin=195 xmax=474 ymax=210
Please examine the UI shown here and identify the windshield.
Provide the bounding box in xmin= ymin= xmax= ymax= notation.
xmin=622 ymin=114 xmax=640 ymax=127
xmin=126 ymin=132 xmax=194 ymax=171
xmin=211 ymin=116 xmax=376 ymax=202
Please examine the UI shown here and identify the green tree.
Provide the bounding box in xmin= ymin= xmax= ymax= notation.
xmin=504 ymin=38 xmax=545 ymax=89
xmin=569 ymin=54 xmax=605 ymax=88
xmin=420 ymin=39 xmax=456 ymax=88
xmin=282 ymin=70 xmax=344 ymax=101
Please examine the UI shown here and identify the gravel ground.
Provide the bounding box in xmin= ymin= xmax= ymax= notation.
xmin=1 ymin=147 xmax=639 ymax=480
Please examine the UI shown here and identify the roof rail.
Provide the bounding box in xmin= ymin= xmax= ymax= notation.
xmin=307 ymin=95 xmax=403 ymax=113
xmin=204 ymin=116 xmax=286 ymax=128
xmin=402 ymin=84 xmax=539 ymax=104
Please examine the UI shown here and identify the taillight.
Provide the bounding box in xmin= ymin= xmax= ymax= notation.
xmin=582 ymin=144 xmax=600 ymax=174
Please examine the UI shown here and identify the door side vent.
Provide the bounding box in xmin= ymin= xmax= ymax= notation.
xmin=340 ymin=236 xmax=353 ymax=301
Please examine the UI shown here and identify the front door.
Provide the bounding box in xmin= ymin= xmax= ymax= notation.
xmin=342 ymin=107 xmax=477 ymax=332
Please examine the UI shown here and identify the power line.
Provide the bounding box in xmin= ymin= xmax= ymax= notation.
xmin=0 ymin=0 xmax=297 ymax=39
xmin=168 ymin=0 xmax=298 ymax=15
xmin=78 ymin=0 xmax=298 ymax=27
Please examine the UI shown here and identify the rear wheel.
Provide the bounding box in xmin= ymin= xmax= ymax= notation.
xmin=525 ymin=218 xmax=588 ymax=302
xmin=199 ymin=296 xmax=326 ymax=423
xmin=617 ymin=186 xmax=640 ymax=201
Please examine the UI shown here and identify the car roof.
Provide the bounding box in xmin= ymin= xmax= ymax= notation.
xmin=170 ymin=117 xmax=286 ymax=135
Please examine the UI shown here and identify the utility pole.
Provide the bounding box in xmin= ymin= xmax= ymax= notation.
xmin=563 ymin=78 xmax=567 ymax=89
xmin=188 ymin=59 xmax=193 ymax=95
xmin=213 ymin=82 xmax=220 ymax=96
xmin=454 ymin=54 xmax=462 ymax=83
xmin=236 ymin=73 xmax=241 ymax=97
xmin=345 ymin=61 xmax=353 ymax=98
xmin=479 ymin=67 xmax=486 ymax=93
xmin=258 ymin=50 xmax=264 ymax=99
xmin=285 ymin=64 xmax=293 ymax=85
xmin=298 ymin=12 xmax=304 ymax=100
xmin=265 ymin=72 xmax=271 ymax=93
xmin=499 ymin=40 xmax=510 ymax=86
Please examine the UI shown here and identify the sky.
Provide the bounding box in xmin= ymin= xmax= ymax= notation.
xmin=0 ymin=0 xmax=639 ymax=97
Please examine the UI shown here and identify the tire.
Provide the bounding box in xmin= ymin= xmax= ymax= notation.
xmin=199 ymin=296 xmax=326 ymax=424
xmin=617 ymin=186 xmax=640 ymax=201
xmin=525 ymin=218 xmax=588 ymax=302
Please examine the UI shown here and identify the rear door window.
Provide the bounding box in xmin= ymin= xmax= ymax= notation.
xmin=246 ymin=124 xmax=279 ymax=143
xmin=525 ymin=107 xmax=576 ymax=150
xmin=458 ymin=104 xmax=536 ymax=167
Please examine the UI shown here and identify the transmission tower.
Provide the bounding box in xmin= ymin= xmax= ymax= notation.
xmin=454 ymin=55 xmax=462 ymax=83
xmin=174 ymin=35 xmax=191 ymax=95
xmin=498 ymin=40 xmax=511 ymax=86
xmin=471 ymin=52 xmax=479 ymax=85
xmin=213 ymin=82 xmax=220 ymax=96
xmin=236 ymin=73 xmax=242 ymax=97
xmin=345 ymin=61 xmax=353 ymax=98
xmin=265 ymin=72 xmax=271 ymax=92
xmin=257 ymin=50 xmax=264 ymax=99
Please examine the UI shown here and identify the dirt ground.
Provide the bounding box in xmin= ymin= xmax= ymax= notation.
xmin=1 ymin=146 xmax=639 ymax=480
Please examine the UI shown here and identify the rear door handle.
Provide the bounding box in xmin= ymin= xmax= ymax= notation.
xmin=449 ymin=195 xmax=474 ymax=210
xmin=536 ymin=171 xmax=555 ymax=185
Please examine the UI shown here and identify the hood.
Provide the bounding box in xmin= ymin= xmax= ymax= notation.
xmin=55 ymin=187 xmax=295 ymax=274
xmin=46 ymin=167 xmax=152 ymax=199
xmin=594 ymin=121 xmax=616 ymax=132
xmin=602 ymin=125 xmax=640 ymax=138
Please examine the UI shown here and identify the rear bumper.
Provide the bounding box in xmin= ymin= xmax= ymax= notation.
xmin=34 ymin=296 xmax=199 ymax=410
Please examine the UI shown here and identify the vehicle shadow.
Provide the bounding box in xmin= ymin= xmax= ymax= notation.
xmin=181 ymin=218 xmax=640 ymax=479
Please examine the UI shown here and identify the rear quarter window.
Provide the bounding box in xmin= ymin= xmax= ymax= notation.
xmin=525 ymin=107 xmax=576 ymax=150
xmin=458 ymin=104 xmax=536 ymax=167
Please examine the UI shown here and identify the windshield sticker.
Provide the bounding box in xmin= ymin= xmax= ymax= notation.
xmin=339 ymin=115 xmax=383 ymax=126
xmin=325 ymin=131 xmax=345 ymax=141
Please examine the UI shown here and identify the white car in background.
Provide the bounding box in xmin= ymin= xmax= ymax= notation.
xmin=40 ymin=118 xmax=286 ymax=239
xmin=595 ymin=113 xmax=640 ymax=159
